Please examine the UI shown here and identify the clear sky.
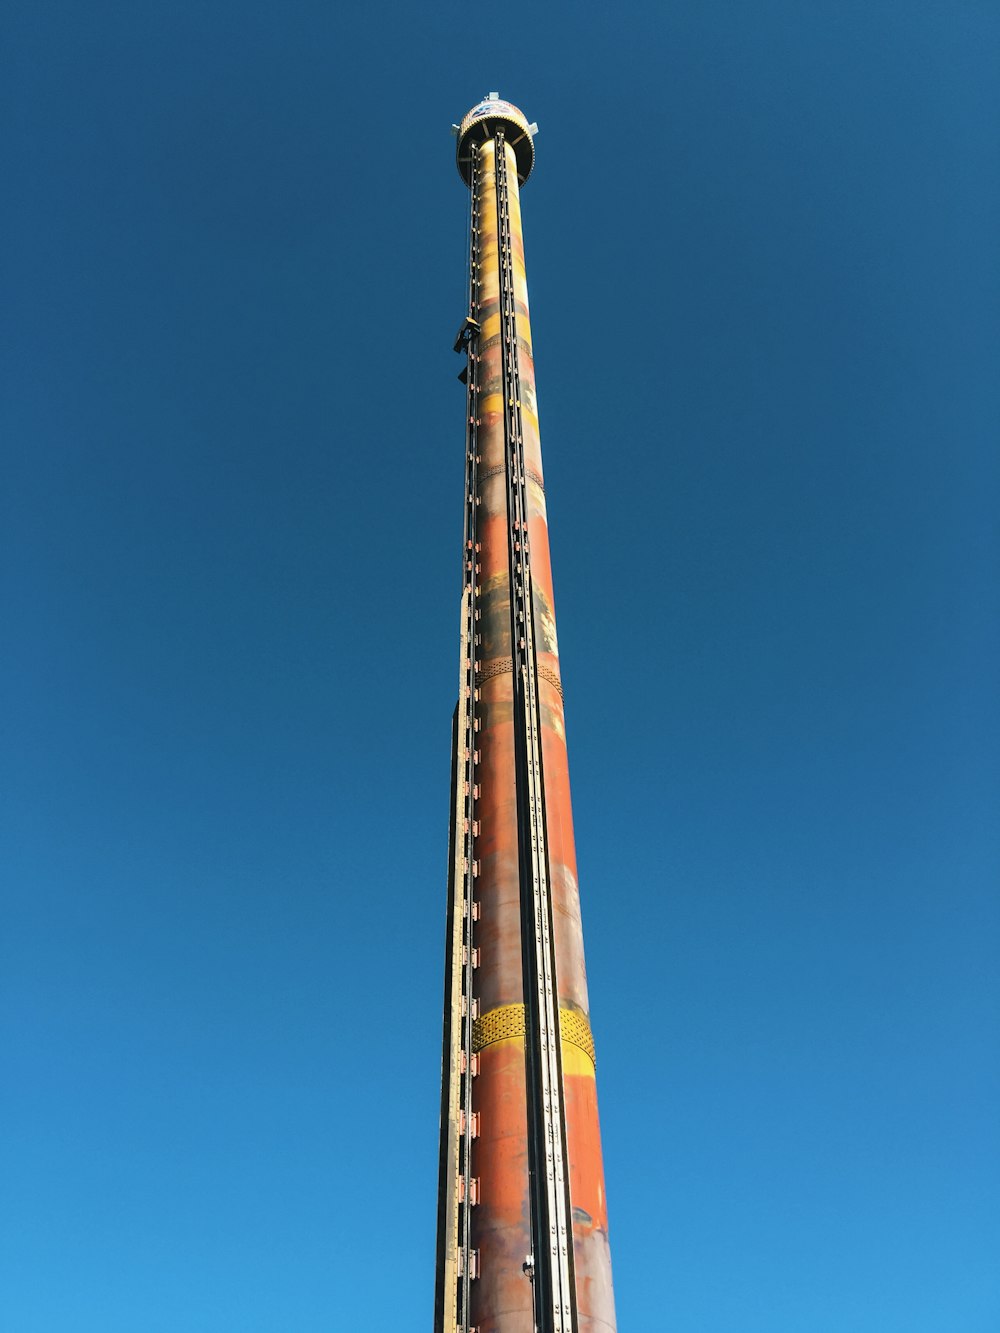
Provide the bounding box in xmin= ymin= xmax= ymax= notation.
xmin=2 ymin=3 xmax=998 ymax=1330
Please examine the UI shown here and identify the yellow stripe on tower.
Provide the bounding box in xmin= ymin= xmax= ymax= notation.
xmin=472 ymin=1003 xmax=597 ymax=1068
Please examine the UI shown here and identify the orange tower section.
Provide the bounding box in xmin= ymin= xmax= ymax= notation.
xmin=434 ymin=97 xmax=616 ymax=1333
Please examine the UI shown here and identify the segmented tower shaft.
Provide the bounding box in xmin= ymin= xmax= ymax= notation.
xmin=436 ymin=97 xmax=616 ymax=1333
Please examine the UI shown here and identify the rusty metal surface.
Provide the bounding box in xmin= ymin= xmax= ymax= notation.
xmin=437 ymin=99 xmax=616 ymax=1333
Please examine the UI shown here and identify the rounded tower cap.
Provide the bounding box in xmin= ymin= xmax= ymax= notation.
xmin=455 ymin=94 xmax=536 ymax=187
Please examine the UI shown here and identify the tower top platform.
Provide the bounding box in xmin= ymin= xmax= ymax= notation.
xmin=455 ymin=94 xmax=537 ymax=187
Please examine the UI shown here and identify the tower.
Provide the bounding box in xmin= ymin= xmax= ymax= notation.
xmin=434 ymin=97 xmax=617 ymax=1333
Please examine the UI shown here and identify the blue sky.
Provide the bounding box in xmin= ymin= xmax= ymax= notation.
xmin=2 ymin=2 xmax=998 ymax=1329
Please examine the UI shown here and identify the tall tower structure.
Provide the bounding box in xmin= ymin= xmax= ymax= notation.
xmin=435 ymin=97 xmax=616 ymax=1333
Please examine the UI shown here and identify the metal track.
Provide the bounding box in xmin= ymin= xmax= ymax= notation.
xmin=494 ymin=128 xmax=578 ymax=1333
xmin=435 ymin=148 xmax=482 ymax=1333
xmin=455 ymin=145 xmax=482 ymax=1333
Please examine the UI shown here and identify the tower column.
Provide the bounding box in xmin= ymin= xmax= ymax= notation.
xmin=470 ymin=131 xmax=536 ymax=1333
xmin=437 ymin=96 xmax=617 ymax=1333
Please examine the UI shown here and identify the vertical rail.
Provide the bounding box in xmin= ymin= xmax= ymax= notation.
xmin=494 ymin=128 xmax=578 ymax=1333
xmin=435 ymin=148 xmax=483 ymax=1333
xmin=457 ymin=147 xmax=482 ymax=1333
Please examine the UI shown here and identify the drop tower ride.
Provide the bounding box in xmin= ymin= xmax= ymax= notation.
xmin=435 ymin=95 xmax=616 ymax=1333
